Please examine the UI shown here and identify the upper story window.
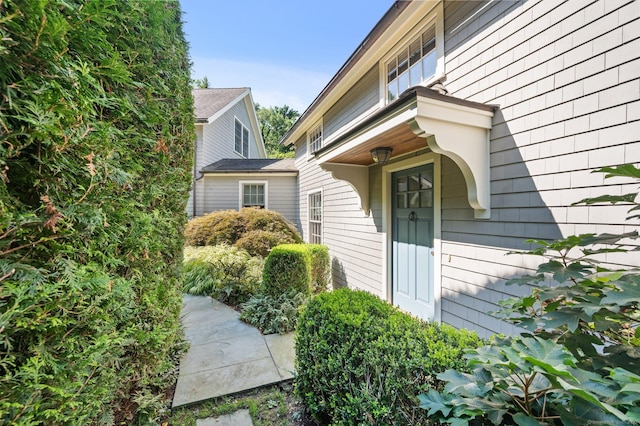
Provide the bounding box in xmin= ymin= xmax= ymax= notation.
xmin=308 ymin=121 xmax=323 ymax=155
xmin=386 ymin=25 xmax=436 ymax=102
xmin=235 ymin=118 xmax=249 ymax=157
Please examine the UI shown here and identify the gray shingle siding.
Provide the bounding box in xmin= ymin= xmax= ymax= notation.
xmin=294 ymin=0 xmax=639 ymax=337
xmin=439 ymin=0 xmax=640 ymax=337
xmin=324 ymin=65 xmax=380 ymax=140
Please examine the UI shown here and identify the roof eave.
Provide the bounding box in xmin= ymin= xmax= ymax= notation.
xmin=280 ymin=0 xmax=412 ymax=146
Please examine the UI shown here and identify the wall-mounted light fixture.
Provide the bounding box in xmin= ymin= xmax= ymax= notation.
xmin=370 ymin=147 xmax=393 ymax=165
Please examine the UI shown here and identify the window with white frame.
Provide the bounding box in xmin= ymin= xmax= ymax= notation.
xmin=308 ymin=191 xmax=322 ymax=244
xmin=240 ymin=182 xmax=266 ymax=209
xmin=234 ymin=118 xmax=250 ymax=157
xmin=307 ymin=122 xmax=323 ymax=155
xmin=386 ymin=25 xmax=436 ymax=102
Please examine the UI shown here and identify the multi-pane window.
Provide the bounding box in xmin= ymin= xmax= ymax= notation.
xmin=395 ymin=171 xmax=433 ymax=209
xmin=308 ymin=122 xmax=323 ymax=154
xmin=235 ymin=118 xmax=250 ymax=157
xmin=242 ymin=183 xmax=265 ymax=208
xmin=387 ymin=26 xmax=436 ymax=102
xmin=309 ymin=191 xmax=322 ymax=244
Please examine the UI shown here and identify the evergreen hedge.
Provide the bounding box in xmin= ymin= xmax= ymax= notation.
xmin=295 ymin=288 xmax=482 ymax=425
xmin=262 ymin=244 xmax=312 ymax=297
xmin=0 ymin=1 xmax=193 ymax=423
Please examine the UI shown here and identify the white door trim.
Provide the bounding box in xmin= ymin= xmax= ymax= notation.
xmin=381 ymin=153 xmax=442 ymax=323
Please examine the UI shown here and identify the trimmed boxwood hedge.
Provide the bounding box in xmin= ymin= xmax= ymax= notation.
xmin=262 ymin=244 xmax=312 ymax=297
xmin=306 ymin=244 xmax=331 ymax=293
xmin=261 ymin=244 xmax=331 ymax=297
xmin=295 ymin=288 xmax=482 ymax=425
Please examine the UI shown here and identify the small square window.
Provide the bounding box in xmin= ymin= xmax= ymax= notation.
xmin=242 ymin=183 xmax=265 ymax=208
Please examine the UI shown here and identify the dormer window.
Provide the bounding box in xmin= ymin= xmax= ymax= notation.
xmin=387 ymin=25 xmax=436 ymax=102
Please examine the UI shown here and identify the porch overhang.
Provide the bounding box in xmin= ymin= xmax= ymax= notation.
xmin=316 ymin=87 xmax=496 ymax=219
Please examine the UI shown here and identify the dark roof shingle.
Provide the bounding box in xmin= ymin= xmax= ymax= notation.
xmin=193 ymin=88 xmax=249 ymax=121
xmin=201 ymin=158 xmax=297 ymax=173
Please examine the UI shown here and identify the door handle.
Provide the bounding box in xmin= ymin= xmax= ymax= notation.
xmin=408 ymin=211 xmax=418 ymax=222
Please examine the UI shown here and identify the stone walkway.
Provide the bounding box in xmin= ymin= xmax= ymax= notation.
xmin=172 ymin=295 xmax=295 ymax=424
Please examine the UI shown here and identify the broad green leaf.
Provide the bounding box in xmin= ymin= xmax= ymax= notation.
xmin=558 ymin=397 xmax=630 ymax=426
xmin=574 ymin=193 xmax=637 ymax=206
xmin=556 ymin=377 xmax=628 ymax=421
xmin=579 ymin=231 xmax=639 ymax=246
xmin=596 ymin=164 xmax=640 ymax=180
xmin=513 ymin=412 xmax=543 ymax=426
xmin=519 ymin=336 xmax=577 ymax=378
xmin=602 ymin=276 xmax=640 ymax=305
xmin=417 ymin=390 xmax=452 ymax=417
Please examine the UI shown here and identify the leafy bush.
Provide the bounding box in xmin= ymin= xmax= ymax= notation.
xmin=262 ymin=244 xmax=312 ymax=297
xmin=419 ymin=165 xmax=640 ymax=425
xmin=295 ymin=288 xmax=482 ymax=425
xmin=235 ymin=229 xmax=299 ymax=257
xmin=0 ymin=1 xmax=192 ymax=424
xmin=183 ymin=245 xmax=263 ymax=306
xmin=184 ymin=208 xmax=302 ymax=255
xmin=306 ymin=244 xmax=331 ymax=293
xmin=240 ymin=291 xmax=308 ymax=334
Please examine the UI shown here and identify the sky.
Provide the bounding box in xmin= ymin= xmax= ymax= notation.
xmin=180 ymin=0 xmax=393 ymax=113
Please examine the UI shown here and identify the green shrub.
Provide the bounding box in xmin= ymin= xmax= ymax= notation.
xmin=419 ymin=165 xmax=640 ymax=425
xmin=0 ymin=1 xmax=192 ymax=423
xmin=240 ymin=291 xmax=308 ymax=335
xmin=306 ymin=244 xmax=331 ymax=293
xmin=235 ymin=229 xmax=299 ymax=257
xmin=184 ymin=208 xmax=302 ymax=253
xmin=183 ymin=245 xmax=263 ymax=306
xmin=262 ymin=244 xmax=312 ymax=297
xmin=295 ymin=288 xmax=482 ymax=425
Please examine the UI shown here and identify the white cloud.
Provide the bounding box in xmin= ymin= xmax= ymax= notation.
xmin=191 ymin=57 xmax=331 ymax=113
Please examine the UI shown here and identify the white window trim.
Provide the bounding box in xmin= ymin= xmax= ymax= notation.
xmin=239 ymin=180 xmax=268 ymax=210
xmin=306 ymin=119 xmax=323 ymax=160
xmin=307 ymin=188 xmax=323 ymax=244
xmin=234 ymin=117 xmax=250 ymax=158
xmin=379 ymin=2 xmax=445 ymax=105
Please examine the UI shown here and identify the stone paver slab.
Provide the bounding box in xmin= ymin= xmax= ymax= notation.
xmin=184 ymin=317 xmax=259 ymax=346
xmin=178 ymin=335 xmax=270 ymax=375
xmin=181 ymin=303 xmax=239 ymax=328
xmin=264 ymin=333 xmax=295 ymax=380
xmin=173 ymin=356 xmax=281 ymax=407
xmin=196 ymin=409 xmax=253 ymax=426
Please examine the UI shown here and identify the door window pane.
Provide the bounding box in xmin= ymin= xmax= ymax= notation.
xmin=420 ymin=189 xmax=433 ymax=208
xmin=409 ymin=191 xmax=420 ymax=208
xmin=408 ymin=174 xmax=420 ymax=191
xmin=397 ymin=176 xmax=408 ymax=192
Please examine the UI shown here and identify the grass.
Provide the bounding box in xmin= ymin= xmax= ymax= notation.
xmin=164 ymin=382 xmax=315 ymax=425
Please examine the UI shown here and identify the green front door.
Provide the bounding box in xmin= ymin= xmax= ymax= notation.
xmin=392 ymin=164 xmax=434 ymax=320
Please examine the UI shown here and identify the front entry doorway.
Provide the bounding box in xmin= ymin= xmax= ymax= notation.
xmin=392 ymin=163 xmax=435 ymax=320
